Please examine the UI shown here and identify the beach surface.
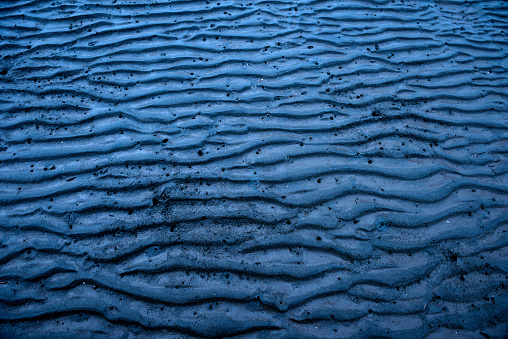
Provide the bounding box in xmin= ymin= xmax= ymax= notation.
xmin=0 ymin=0 xmax=507 ymax=337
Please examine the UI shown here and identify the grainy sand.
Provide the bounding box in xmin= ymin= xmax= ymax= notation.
xmin=0 ymin=0 xmax=507 ymax=338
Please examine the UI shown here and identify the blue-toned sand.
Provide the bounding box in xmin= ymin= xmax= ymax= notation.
xmin=0 ymin=0 xmax=507 ymax=337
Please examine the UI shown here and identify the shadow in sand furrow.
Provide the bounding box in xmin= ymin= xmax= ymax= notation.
xmin=5 ymin=56 xmax=507 ymax=92
xmin=0 ymin=304 xmax=282 ymax=338
xmin=1 ymin=171 xmax=507 ymax=212
xmin=0 ymin=252 xmax=448 ymax=314
xmin=0 ymin=119 xmax=506 ymax=168
xmin=1 ymin=276 xmax=504 ymax=329
xmin=1 ymin=193 xmax=505 ymax=246
xmin=3 ymin=107 xmax=507 ymax=135
xmin=6 ymin=84 xmax=507 ymax=112
xmin=2 ymin=244 xmax=505 ymax=304
xmin=15 ymin=192 xmax=508 ymax=231
xmin=0 ymin=138 xmax=505 ymax=174
xmin=3 ymin=210 xmax=506 ymax=268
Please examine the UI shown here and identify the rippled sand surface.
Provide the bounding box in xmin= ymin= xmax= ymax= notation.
xmin=0 ymin=1 xmax=507 ymax=337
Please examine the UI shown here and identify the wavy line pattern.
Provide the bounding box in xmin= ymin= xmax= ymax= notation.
xmin=0 ymin=0 xmax=507 ymax=337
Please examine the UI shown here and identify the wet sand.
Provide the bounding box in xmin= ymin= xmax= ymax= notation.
xmin=0 ymin=0 xmax=507 ymax=337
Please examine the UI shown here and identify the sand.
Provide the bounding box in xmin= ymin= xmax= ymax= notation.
xmin=0 ymin=0 xmax=507 ymax=338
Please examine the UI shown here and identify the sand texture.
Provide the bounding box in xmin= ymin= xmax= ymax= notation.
xmin=0 ymin=0 xmax=507 ymax=338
